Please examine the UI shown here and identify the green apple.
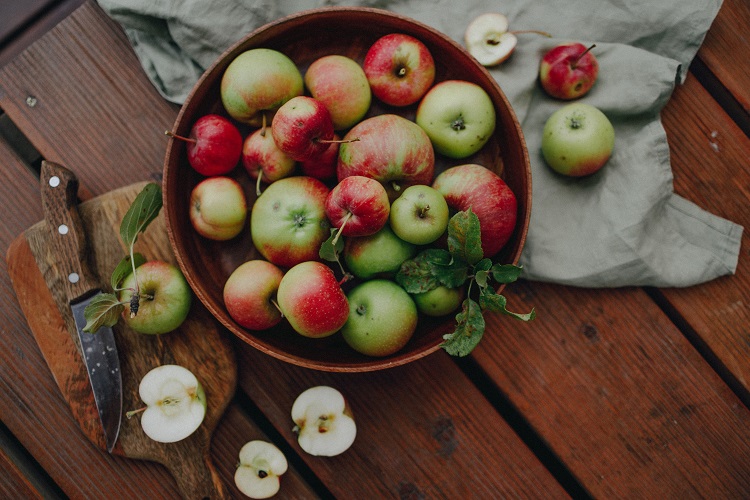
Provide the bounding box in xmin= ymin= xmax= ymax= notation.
xmin=341 ymin=279 xmax=418 ymax=357
xmin=189 ymin=176 xmax=247 ymax=241
xmin=541 ymin=102 xmax=615 ymax=176
xmin=119 ymin=260 xmax=192 ymax=335
xmin=415 ymin=79 xmax=496 ymax=159
xmin=389 ymin=184 xmax=449 ymax=245
xmin=412 ymin=285 xmax=465 ymax=317
xmin=344 ymin=224 xmax=417 ymax=280
xmin=220 ymin=48 xmax=303 ymax=126
xmin=128 ymin=364 xmax=206 ymax=443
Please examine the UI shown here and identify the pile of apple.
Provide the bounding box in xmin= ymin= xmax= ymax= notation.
xmin=179 ymin=32 xmax=519 ymax=358
xmin=464 ymin=12 xmax=615 ymax=177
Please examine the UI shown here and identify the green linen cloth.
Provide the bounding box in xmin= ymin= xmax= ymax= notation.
xmin=96 ymin=0 xmax=743 ymax=287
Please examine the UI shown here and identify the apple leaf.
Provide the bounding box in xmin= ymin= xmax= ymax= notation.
xmin=447 ymin=209 xmax=484 ymax=266
xmin=479 ymin=287 xmax=536 ymax=321
xmin=491 ymin=263 xmax=523 ymax=284
xmin=319 ymin=229 xmax=344 ymax=262
xmin=396 ymin=254 xmax=441 ymax=294
xmin=441 ymin=298 xmax=485 ymax=356
xmin=120 ymin=183 xmax=162 ymax=250
xmin=82 ymin=293 xmax=125 ymax=333
xmin=110 ymin=252 xmax=146 ymax=290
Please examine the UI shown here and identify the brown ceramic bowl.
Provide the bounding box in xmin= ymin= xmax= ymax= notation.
xmin=163 ymin=7 xmax=531 ymax=372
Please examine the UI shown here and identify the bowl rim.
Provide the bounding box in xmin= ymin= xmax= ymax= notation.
xmin=163 ymin=6 xmax=532 ymax=372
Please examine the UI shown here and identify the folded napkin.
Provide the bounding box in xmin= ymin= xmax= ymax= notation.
xmin=97 ymin=0 xmax=743 ymax=287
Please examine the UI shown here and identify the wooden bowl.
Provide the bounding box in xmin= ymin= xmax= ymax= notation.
xmin=163 ymin=7 xmax=531 ymax=372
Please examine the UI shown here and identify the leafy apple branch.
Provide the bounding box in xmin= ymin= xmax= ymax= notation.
xmin=396 ymin=209 xmax=535 ymax=356
xmin=82 ymin=183 xmax=163 ymax=333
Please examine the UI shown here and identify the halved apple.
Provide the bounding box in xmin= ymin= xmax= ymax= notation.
xmin=291 ymin=386 xmax=356 ymax=457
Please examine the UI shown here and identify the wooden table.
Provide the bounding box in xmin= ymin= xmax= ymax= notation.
xmin=1 ymin=1 xmax=748 ymax=498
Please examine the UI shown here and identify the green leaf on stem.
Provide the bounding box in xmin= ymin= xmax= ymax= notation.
xmin=319 ymin=228 xmax=344 ymax=262
xmin=396 ymin=253 xmax=441 ymax=294
xmin=120 ymin=183 xmax=162 ymax=249
xmin=447 ymin=209 xmax=483 ymax=266
xmin=479 ymin=287 xmax=536 ymax=321
xmin=111 ymin=252 xmax=146 ymax=290
xmin=82 ymin=293 xmax=125 ymax=333
xmin=441 ymin=298 xmax=485 ymax=356
xmin=491 ymin=263 xmax=523 ymax=284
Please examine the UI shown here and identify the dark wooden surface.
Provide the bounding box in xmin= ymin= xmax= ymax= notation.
xmin=0 ymin=1 xmax=748 ymax=498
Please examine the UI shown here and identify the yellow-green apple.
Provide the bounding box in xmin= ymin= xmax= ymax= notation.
xmin=304 ymin=55 xmax=371 ymax=130
xmin=539 ymin=42 xmax=599 ymax=100
xmin=189 ymin=176 xmax=247 ymax=241
xmin=119 ymin=260 xmax=192 ymax=335
xmin=220 ymin=48 xmax=303 ymax=126
xmin=541 ymin=102 xmax=615 ymax=176
xmin=242 ymin=127 xmax=296 ymax=195
xmin=415 ymin=79 xmax=496 ymax=159
xmin=464 ymin=13 xmax=550 ymax=67
xmin=234 ymin=440 xmax=288 ymax=499
xmin=325 ymin=175 xmax=390 ymax=238
xmin=432 ymin=164 xmax=517 ymax=258
xmin=271 ymin=95 xmax=342 ymax=162
xmin=292 ymin=386 xmax=356 ymax=457
xmin=167 ymin=114 xmax=243 ymax=176
xmin=389 ymin=184 xmax=449 ymax=245
xmin=341 ymin=279 xmax=418 ymax=357
xmin=250 ymin=176 xmax=330 ymax=268
xmin=127 ymin=364 xmax=205 ymax=443
xmin=363 ymin=33 xmax=435 ymax=107
xmin=223 ymin=260 xmax=284 ymax=331
xmin=412 ymin=285 xmax=465 ymax=316
xmin=344 ymin=224 xmax=417 ymax=280
xmin=276 ymin=261 xmax=349 ymax=338
xmin=300 ymin=134 xmax=340 ymax=181
xmin=337 ymin=114 xmax=435 ymax=200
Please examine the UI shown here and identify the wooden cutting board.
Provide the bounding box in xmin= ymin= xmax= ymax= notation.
xmin=5 ymin=181 xmax=237 ymax=499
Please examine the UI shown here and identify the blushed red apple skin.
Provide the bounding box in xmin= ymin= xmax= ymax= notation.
xmin=304 ymin=55 xmax=371 ymax=130
xmin=337 ymin=114 xmax=435 ymax=201
xmin=539 ymin=42 xmax=599 ymax=100
xmin=277 ymin=261 xmax=349 ymax=338
xmin=189 ymin=176 xmax=247 ymax=241
xmin=363 ymin=33 xmax=436 ymax=107
xmin=432 ymin=164 xmax=517 ymax=259
xmin=185 ymin=114 xmax=243 ymax=176
xmin=325 ymin=176 xmax=390 ymax=237
xmin=242 ymin=128 xmax=296 ymax=184
xmin=271 ymin=96 xmax=336 ymax=161
xmin=300 ymin=134 xmax=340 ymax=180
xmin=223 ymin=260 xmax=284 ymax=331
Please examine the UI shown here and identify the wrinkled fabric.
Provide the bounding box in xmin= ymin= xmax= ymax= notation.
xmin=97 ymin=0 xmax=743 ymax=287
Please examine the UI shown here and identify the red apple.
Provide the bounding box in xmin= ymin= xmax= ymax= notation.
xmin=189 ymin=176 xmax=247 ymax=241
xmin=250 ymin=175 xmax=330 ymax=268
xmin=223 ymin=260 xmax=284 ymax=330
xmin=431 ymin=164 xmax=517 ymax=259
xmin=325 ymin=176 xmax=390 ymax=238
xmin=276 ymin=261 xmax=349 ymax=338
xmin=363 ymin=33 xmax=435 ymax=107
xmin=300 ymin=134 xmax=340 ymax=181
xmin=337 ymin=114 xmax=435 ymax=200
xmin=304 ymin=54 xmax=371 ymax=130
xmin=242 ymin=127 xmax=296 ymax=195
xmin=539 ymin=42 xmax=599 ymax=100
xmin=271 ymin=96 xmax=336 ymax=161
xmin=168 ymin=114 xmax=242 ymax=176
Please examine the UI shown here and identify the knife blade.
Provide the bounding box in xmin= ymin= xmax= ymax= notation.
xmin=40 ymin=161 xmax=123 ymax=453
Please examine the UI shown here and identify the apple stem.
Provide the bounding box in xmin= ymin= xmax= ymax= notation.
xmin=164 ymin=130 xmax=196 ymax=144
xmin=256 ymin=170 xmax=264 ymax=196
xmin=331 ymin=212 xmax=352 ymax=247
xmin=572 ymin=44 xmax=596 ymax=69
xmin=271 ymin=299 xmax=284 ymax=318
xmin=418 ymin=205 xmax=431 ymax=219
xmin=317 ymin=137 xmax=360 ymax=145
xmin=260 ymin=113 xmax=268 ymax=137
xmin=338 ymin=273 xmax=353 ymax=286
xmin=125 ymin=407 xmax=146 ymax=419
xmin=391 ymin=181 xmax=401 ymax=193
xmin=509 ymin=29 xmax=552 ymax=37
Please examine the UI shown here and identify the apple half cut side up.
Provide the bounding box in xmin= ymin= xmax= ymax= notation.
xmin=464 ymin=13 xmax=551 ymax=66
xmin=235 ymin=440 xmax=288 ymax=499
xmin=292 ymin=386 xmax=356 ymax=457
xmin=126 ymin=364 xmax=207 ymax=444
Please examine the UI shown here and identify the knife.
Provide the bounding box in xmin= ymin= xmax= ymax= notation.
xmin=40 ymin=161 xmax=123 ymax=453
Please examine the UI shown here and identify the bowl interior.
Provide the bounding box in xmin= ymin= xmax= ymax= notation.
xmin=163 ymin=7 xmax=531 ymax=372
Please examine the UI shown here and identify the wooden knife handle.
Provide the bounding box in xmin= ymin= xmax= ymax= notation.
xmin=40 ymin=161 xmax=98 ymax=302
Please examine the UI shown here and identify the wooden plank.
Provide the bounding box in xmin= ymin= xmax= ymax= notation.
xmin=473 ymin=280 xmax=750 ymax=497
xmin=234 ymin=343 xmax=570 ymax=498
xmin=658 ymin=70 xmax=750 ymax=396
xmin=698 ymin=0 xmax=750 ymax=112
xmin=0 ymin=446 xmax=45 ymax=500
xmin=0 ymin=0 xmax=178 ymax=197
